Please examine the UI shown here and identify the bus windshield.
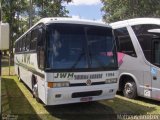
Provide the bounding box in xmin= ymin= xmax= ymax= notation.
xmin=46 ymin=23 xmax=117 ymax=71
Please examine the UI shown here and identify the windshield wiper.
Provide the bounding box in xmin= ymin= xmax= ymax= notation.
xmin=45 ymin=68 xmax=53 ymax=71
xmin=71 ymin=53 xmax=85 ymax=69
xmin=154 ymin=63 xmax=160 ymax=66
xmin=91 ymin=55 xmax=106 ymax=69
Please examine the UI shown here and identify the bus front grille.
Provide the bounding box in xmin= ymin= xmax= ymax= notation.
xmin=72 ymin=90 xmax=102 ymax=98
xmin=70 ymin=82 xmax=105 ymax=87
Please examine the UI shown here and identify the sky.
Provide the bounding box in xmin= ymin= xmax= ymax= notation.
xmin=65 ymin=0 xmax=104 ymax=22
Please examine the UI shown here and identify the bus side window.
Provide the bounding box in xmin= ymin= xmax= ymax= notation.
xmin=26 ymin=32 xmax=31 ymax=51
xmin=22 ymin=36 xmax=26 ymax=51
xmin=15 ymin=42 xmax=18 ymax=53
xmin=114 ymin=27 xmax=137 ymax=57
xmin=30 ymin=29 xmax=38 ymax=51
xmin=132 ymin=24 xmax=160 ymax=63
xmin=17 ymin=42 xmax=19 ymax=52
xmin=153 ymin=40 xmax=160 ymax=66
xmin=19 ymin=38 xmax=22 ymax=52
xmin=37 ymin=28 xmax=44 ymax=46
xmin=18 ymin=41 xmax=20 ymax=52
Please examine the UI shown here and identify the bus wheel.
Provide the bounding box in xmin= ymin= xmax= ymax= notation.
xmin=123 ymin=81 xmax=137 ymax=99
xmin=32 ymin=83 xmax=40 ymax=102
xmin=18 ymin=67 xmax=22 ymax=82
xmin=32 ymin=76 xmax=40 ymax=102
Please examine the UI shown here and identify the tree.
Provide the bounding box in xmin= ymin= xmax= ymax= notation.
xmin=31 ymin=0 xmax=72 ymax=25
xmin=101 ymin=0 xmax=160 ymax=22
xmin=2 ymin=0 xmax=28 ymax=54
xmin=2 ymin=0 xmax=72 ymax=54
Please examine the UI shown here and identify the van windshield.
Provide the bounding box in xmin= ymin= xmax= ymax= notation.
xmin=46 ymin=23 xmax=117 ymax=71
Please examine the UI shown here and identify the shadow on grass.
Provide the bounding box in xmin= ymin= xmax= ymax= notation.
xmin=1 ymin=78 xmax=41 ymax=120
xmin=105 ymin=97 xmax=157 ymax=115
xmin=137 ymin=97 xmax=160 ymax=106
xmin=44 ymin=96 xmax=157 ymax=120
xmin=45 ymin=102 xmax=117 ymax=120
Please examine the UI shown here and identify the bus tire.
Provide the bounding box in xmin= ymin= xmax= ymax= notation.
xmin=18 ymin=67 xmax=22 ymax=82
xmin=32 ymin=76 xmax=40 ymax=102
xmin=123 ymin=81 xmax=137 ymax=99
xmin=33 ymin=84 xmax=40 ymax=102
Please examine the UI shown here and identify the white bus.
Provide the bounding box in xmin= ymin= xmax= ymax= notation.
xmin=14 ymin=18 xmax=118 ymax=105
xmin=111 ymin=18 xmax=160 ymax=101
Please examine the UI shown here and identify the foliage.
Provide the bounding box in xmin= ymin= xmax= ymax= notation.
xmin=34 ymin=0 xmax=71 ymax=16
xmin=1 ymin=0 xmax=71 ymax=53
xmin=2 ymin=0 xmax=28 ymax=53
xmin=30 ymin=0 xmax=72 ymax=25
xmin=101 ymin=0 xmax=160 ymax=22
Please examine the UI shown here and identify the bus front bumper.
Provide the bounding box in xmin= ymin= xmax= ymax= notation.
xmin=45 ymin=84 xmax=118 ymax=105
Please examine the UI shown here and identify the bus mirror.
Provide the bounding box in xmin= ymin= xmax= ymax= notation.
xmin=131 ymin=53 xmax=137 ymax=57
xmin=148 ymin=29 xmax=160 ymax=34
xmin=148 ymin=29 xmax=160 ymax=39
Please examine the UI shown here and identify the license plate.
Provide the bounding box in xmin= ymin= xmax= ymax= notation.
xmin=80 ymin=97 xmax=92 ymax=102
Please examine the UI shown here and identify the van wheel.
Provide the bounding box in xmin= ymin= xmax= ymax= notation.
xmin=123 ymin=81 xmax=137 ymax=99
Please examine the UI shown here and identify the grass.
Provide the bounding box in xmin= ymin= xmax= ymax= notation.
xmin=1 ymin=75 xmax=160 ymax=120
xmin=1 ymin=55 xmax=15 ymax=76
xmin=100 ymin=95 xmax=160 ymax=114
xmin=1 ymin=76 xmax=41 ymax=120
xmin=1 ymin=56 xmax=160 ymax=120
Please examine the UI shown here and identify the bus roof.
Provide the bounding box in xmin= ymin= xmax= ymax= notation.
xmin=15 ymin=17 xmax=109 ymax=43
xmin=110 ymin=18 xmax=160 ymax=29
xmin=37 ymin=17 xmax=107 ymax=26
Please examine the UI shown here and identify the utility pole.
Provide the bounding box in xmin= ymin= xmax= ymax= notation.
xmin=0 ymin=22 xmax=10 ymax=76
xmin=29 ymin=0 xmax=33 ymax=28
xmin=0 ymin=51 xmax=1 ymax=76
xmin=0 ymin=12 xmax=1 ymax=114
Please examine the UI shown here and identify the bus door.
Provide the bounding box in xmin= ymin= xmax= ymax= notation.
xmin=151 ymin=32 xmax=160 ymax=100
xmin=37 ymin=25 xmax=46 ymax=102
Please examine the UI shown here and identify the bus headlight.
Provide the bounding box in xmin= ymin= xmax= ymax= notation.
xmin=105 ymin=78 xmax=117 ymax=84
xmin=48 ymin=82 xmax=70 ymax=88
